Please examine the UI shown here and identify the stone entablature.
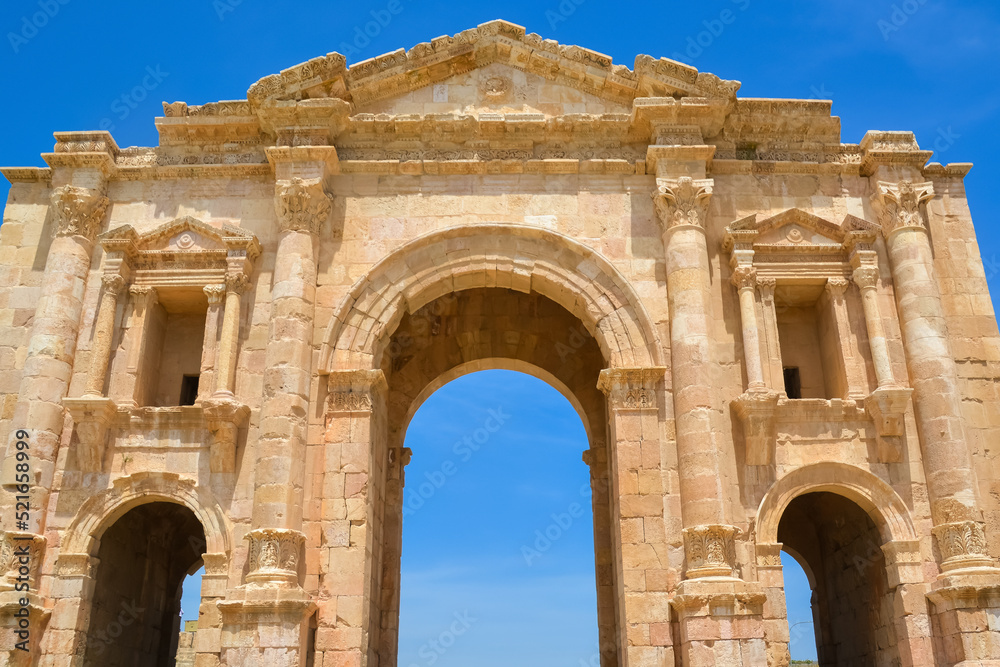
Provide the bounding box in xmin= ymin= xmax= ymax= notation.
xmin=1 ymin=19 xmax=999 ymax=667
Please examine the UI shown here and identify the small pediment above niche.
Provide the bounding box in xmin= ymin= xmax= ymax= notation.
xmin=757 ymin=222 xmax=842 ymax=248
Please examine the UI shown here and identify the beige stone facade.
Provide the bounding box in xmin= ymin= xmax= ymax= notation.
xmin=0 ymin=19 xmax=999 ymax=667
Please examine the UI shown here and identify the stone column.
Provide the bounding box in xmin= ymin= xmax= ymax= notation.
xmin=872 ymin=179 xmax=994 ymax=578
xmin=116 ymin=286 xmax=159 ymax=407
xmin=222 ymin=154 xmax=333 ymax=666
xmin=84 ymin=274 xmax=126 ymax=397
xmin=212 ymin=274 xmax=248 ymax=397
xmin=733 ymin=267 xmax=766 ymax=390
xmin=3 ymin=182 xmax=109 ymax=521
xmin=651 ymin=153 xmax=766 ymax=667
xmin=823 ymin=278 xmax=868 ymax=400
xmin=851 ymin=265 xmax=896 ymax=390
xmin=197 ymin=284 xmax=225 ymax=403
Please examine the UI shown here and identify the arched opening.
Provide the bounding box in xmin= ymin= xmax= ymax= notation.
xmin=363 ymin=286 xmax=618 ymax=666
xmin=398 ymin=369 xmax=597 ymax=665
xmin=780 ymin=550 xmax=818 ymax=664
xmin=777 ymin=492 xmax=899 ymax=667
xmin=83 ymin=502 xmax=206 ymax=666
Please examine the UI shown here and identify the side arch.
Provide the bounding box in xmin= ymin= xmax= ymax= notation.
xmin=62 ymin=471 xmax=232 ymax=556
xmin=756 ymin=462 xmax=917 ymax=546
xmin=319 ymin=223 xmax=663 ymax=372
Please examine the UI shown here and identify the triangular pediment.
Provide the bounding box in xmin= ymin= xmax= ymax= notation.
xmin=100 ymin=217 xmax=260 ymax=256
xmin=753 ymin=209 xmax=846 ymax=246
xmin=244 ymin=20 xmax=740 ymax=113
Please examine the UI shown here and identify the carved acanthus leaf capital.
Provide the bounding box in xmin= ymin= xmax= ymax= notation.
xmin=852 ymin=265 xmax=880 ymax=290
xmin=683 ymin=524 xmax=738 ymax=578
xmin=652 ymin=177 xmax=713 ymax=233
xmin=825 ymin=277 xmax=850 ymax=297
xmin=731 ymin=266 xmax=758 ymax=291
xmin=101 ymin=273 xmax=126 ymax=295
xmin=872 ymin=181 xmax=934 ymax=237
xmin=0 ymin=532 xmax=45 ymax=590
xmin=224 ymin=273 xmax=250 ymax=294
xmin=597 ymin=367 xmax=665 ymax=411
xmin=933 ymin=520 xmax=992 ymax=571
xmin=275 ymin=177 xmax=331 ymax=234
xmin=245 ymin=528 xmax=304 ymax=585
xmin=204 ymin=284 xmax=227 ymax=305
xmin=51 ymin=185 xmax=109 ymax=242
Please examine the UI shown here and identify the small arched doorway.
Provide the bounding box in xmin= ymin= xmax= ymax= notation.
xmin=777 ymin=492 xmax=900 ymax=666
xmin=82 ymin=502 xmax=206 ymax=666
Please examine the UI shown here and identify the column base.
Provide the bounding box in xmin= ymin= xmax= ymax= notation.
xmin=201 ymin=396 xmax=250 ymax=473
xmin=865 ymin=386 xmax=913 ymax=462
xmin=218 ymin=587 xmax=316 ymax=667
xmin=731 ymin=390 xmax=780 ymax=465
xmin=63 ymin=396 xmax=118 ymax=471
xmin=671 ymin=578 xmax=767 ymax=667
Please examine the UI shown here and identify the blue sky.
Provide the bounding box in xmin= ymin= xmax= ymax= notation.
xmin=5 ymin=1 xmax=998 ymax=663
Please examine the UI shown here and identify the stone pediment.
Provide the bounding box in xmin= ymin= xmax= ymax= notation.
xmin=753 ymin=209 xmax=846 ymax=247
xmin=239 ymin=20 xmax=739 ymax=112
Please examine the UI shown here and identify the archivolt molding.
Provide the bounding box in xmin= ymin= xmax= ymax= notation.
xmin=755 ymin=461 xmax=917 ymax=546
xmin=61 ymin=471 xmax=232 ymax=557
xmin=320 ymin=224 xmax=662 ymax=373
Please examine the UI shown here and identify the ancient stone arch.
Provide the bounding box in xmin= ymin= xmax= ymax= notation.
xmin=319 ymin=223 xmax=663 ymax=373
xmin=1 ymin=17 xmax=999 ymax=667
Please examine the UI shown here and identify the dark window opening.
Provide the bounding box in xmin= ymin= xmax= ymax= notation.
xmin=179 ymin=375 xmax=200 ymax=406
xmin=783 ymin=367 xmax=802 ymax=399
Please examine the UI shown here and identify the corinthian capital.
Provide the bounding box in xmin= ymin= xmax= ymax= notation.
xmin=275 ymin=177 xmax=331 ymax=234
xmin=872 ymin=181 xmax=934 ymax=237
xmin=51 ymin=185 xmax=109 ymax=242
xmin=652 ymin=177 xmax=713 ymax=233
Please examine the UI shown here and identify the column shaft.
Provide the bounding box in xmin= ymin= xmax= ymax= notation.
xmin=213 ymin=276 xmax=246 ymax=397
xmin=83 ymin=274 xmax=124 ymax=397
xmin=198 ymin=284 xmax=225 ymax=402
xmin=854 ymin=268 xmax=896 ymax=388
xmin=734 ymin=269 xmax=765 ymax=389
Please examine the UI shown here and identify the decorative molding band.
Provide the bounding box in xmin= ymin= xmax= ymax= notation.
xmin=683 ymin=524 xmax=739 ymax=578
xmin=275 ymin=177 xmax=331 ymax=235
xmin=597 ymin=367 xmax=666 ymax=411
xmin=652 ymin=177 xmax=713 ymax=233
xmin=245 ymin=528 xmax=305 ymax=585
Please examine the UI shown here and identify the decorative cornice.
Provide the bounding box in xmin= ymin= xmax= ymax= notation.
xmin=683 ymin=524 xmax=738 ymax=578
xmin=275 ymin=177 xmax=332 ymax=234
xmin=597 ymin=367 xmax=665 ymax=410
xmin=651 ymin=177 xmax=713 ymax=233
xmin=871 ymin=181 xmax=935 ymax=238
xmin=51 ymin=185 xmax=109 ymax=242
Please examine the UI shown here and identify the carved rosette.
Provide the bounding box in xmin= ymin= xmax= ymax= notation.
xmin=51 ymin=185 xmax=109 ymax=242
xmin=933 ymin=520 xmax=994 ymax=572
xmin=0 ymin=532 xmax=45 ymax=591
xmin=652 ymin=177 xmax=713 ymax=233
xmin=275 ymin=177 xmax=332 ymax=235
xmin=326 ymin=369 xmax=387 ymax=418
xmin=683 ymin=524 xmax=738 ymax=578
xmin=872 ymin=181 xmax=934 ymax=238
xmin=597 ymin=368 xmax=665 ymax=411
xmin=245 ymin=528 xmax=305 ymax=585
xmin=731 ymin=389 xmax=781 ymax=465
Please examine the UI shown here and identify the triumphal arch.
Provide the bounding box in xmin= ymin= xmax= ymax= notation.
xmin=1 ymin=19 xmax=999 ymax=667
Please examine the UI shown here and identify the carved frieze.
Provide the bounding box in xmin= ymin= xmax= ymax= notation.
xmin=652 ymin=177 xmax=714 ymax=233
xmin=326 ymin=370 xmax=388 ymax=417
xmin=275 ymin=177 xmax=332 ymax=235
xmin=597 ymin=368 xmax=665 ymax=411
xmin=51 ymin=185 xmax=109 ymax=242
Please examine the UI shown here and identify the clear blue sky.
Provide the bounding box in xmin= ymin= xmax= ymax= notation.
xmin=5 ymin=1 xmax=998 ymax=663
